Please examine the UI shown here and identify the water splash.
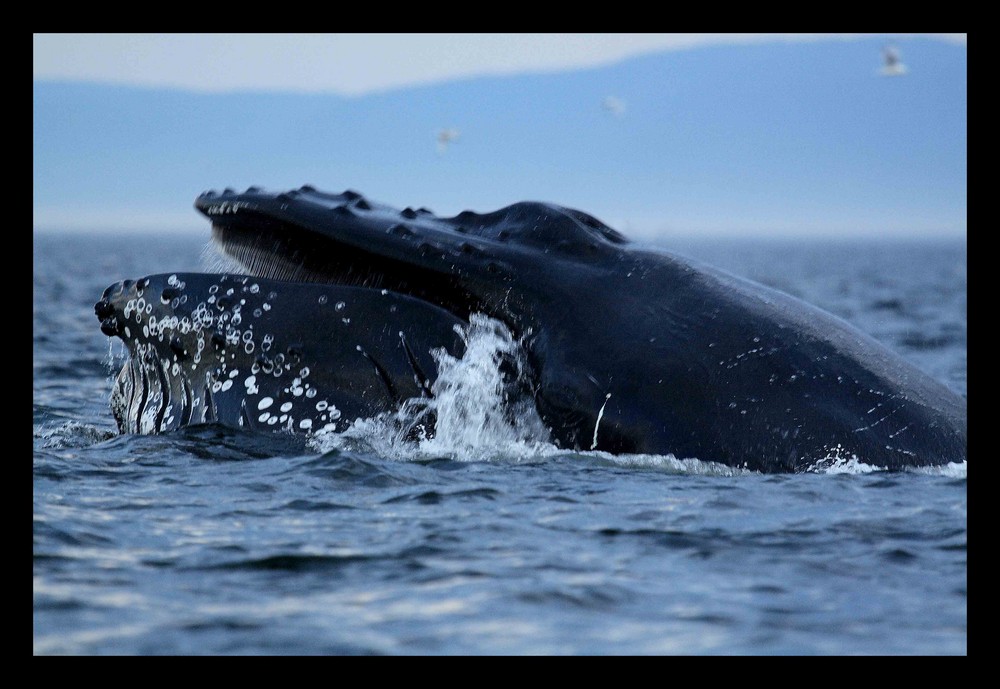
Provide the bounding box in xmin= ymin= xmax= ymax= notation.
xmin=806 ymin=444 xmax=966 ymax=476
xmin=309 ymin=315 xmax=753 ymax=475
xmin=908 ymin=460 xmax=967 ymax=478
xmin=587 ymin=451 xmax=753 ymax=476
xmin=312 ymin=314 xmax=553 ymax=461
xmin=35 ymin=421 xmax=115 ymax=449
xmin=810 ymin=456 xmax=886 ymax=474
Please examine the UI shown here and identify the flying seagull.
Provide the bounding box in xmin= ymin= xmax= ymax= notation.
xmin=436 ymin=128 xmax=460 ymax=155
xmin=879 ymin=44 xmax=908 ymax=76
xmin=602 ymin=95 xmax=626 ymax=117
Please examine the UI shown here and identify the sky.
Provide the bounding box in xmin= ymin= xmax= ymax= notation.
xmin=33 ymin=33 xmax=967 ymax=238
xmin=33 ymin=33 xmax=966 ymax=96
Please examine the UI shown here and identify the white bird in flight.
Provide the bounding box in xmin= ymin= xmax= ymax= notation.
xmin=436 ymin=128 xmax=460 ymax=155
xmin=879 ymin=44 xmax=908 ymax=77
xmin=602 ymin=96 xmax=626 ymax=117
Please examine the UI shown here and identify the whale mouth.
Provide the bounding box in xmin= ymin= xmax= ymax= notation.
xmin=210 ymin=217 xmax=485 ymax=321
xmin=203 ymin=195 xmax=492 ymax=323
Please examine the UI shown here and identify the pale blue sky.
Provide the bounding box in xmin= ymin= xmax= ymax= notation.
xmin=33 ymin=34 xmax=967 ymax=238
xmin=33 ymin=33 xmax=965 ymax=95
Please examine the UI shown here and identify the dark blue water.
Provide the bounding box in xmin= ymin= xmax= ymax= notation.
xmin=33 ymin=233 xmax=966 ymax=655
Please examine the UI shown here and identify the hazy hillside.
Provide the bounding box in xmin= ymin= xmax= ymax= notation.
xmin=33 ymin=38 xmax=966 ymax=237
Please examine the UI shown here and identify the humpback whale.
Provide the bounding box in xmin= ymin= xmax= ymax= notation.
xmin=95 ymin=186 xmax=966 ymax=472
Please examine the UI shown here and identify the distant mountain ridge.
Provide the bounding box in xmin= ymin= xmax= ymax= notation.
xmin=34 ymin=38 xmax=966 ymax=237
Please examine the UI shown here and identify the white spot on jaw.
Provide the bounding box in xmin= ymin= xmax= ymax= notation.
xmin=280 ymin=402 xmax=293 ymax=412
xmin=258 ymin=397 xmax=274 ymax=410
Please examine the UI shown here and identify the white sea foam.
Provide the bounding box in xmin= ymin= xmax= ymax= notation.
xmin=908 ymin=460 xmax=967 ymax=478
xmin=806 ymin=445 xmax=967 ymax=477
xmin=809 ymin=456 xmax=886 ymax=474
xmin=35 ymin=421 xmax=114 ymax=449
xmin=586 ymin=451 xmax=753 ymax=476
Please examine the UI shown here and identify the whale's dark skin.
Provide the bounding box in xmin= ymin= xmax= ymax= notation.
xmin=96 ymin=185 xmax=967 ymax=472
xmin=97 ymin=271 xmax=465 ymax=436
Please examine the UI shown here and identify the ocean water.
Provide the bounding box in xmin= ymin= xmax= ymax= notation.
xmin=33 ymin=233 xmax=967 ymax=655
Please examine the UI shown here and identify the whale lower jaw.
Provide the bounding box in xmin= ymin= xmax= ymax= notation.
xmin=98 ymin=271 xmax=469 ymax=437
